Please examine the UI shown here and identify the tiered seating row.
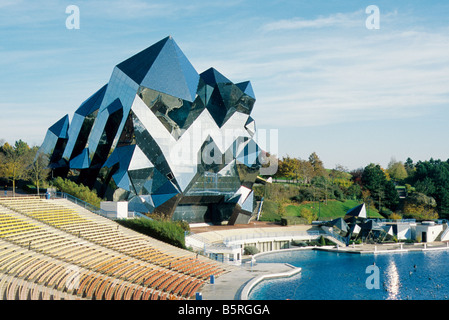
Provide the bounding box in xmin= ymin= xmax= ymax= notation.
xmin=1 ymin=197 xmax=227 ymax=280
xmin=0 ymin=272 xmax=81 ymax=300
xmin=0 ymin=240 xmax=81 ymax=300
xmin=0 ymin=238 xmax=183 ymax=300
xmin=0 ymin=196 xmax=229 ymax=300
xmin=55 ymin=200 xmax=226 ymax=267
xmin=0 ymin=205 xmax=194 ymax=299
xmin=3 ymin=199 xmax=182 ymax=266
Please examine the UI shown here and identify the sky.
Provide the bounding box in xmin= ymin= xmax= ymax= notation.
xmin=0 ymin=0 xmax=448 ymax=171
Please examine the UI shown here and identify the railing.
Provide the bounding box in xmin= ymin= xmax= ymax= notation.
xmin=52 ymin=191 xmax=103 ymax=215
xmin=49 ymin=192 xmax=155 ymax=221
xmin=223 ymin=230 xmax=323 ymax=246
xmin=378 ymin=218 xmax=417 ymax=224
xmin=132 ymin=211 xmax=153 ymax=221
xmin=319 ymin=226 xmax=348 ymax=245
xmin=438 ymin=226 xmax=449 ymax=241
xmin=328 ymin=232 xmax=348 ymax=246
xmin=186 ymin=233 xmax=214 ymax=246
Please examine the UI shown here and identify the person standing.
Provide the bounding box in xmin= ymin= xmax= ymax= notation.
xmin=3 ymin=185 xmax=7 ymax=197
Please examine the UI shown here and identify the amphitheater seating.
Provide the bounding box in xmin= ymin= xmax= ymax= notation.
xmin=0 ymin=196 xmax=228 ymax=300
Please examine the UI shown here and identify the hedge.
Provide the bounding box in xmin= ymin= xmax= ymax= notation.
xmin=116 ymin=217 xmax=186 ymax=249
xmin=52 ymin=177 xmax=103 ymax=207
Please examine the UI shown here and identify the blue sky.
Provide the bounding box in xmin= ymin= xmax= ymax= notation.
xmin=1 ymin=0 xmax=448 ymax=170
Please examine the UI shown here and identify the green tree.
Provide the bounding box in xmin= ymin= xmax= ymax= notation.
xmin=347 ymin=183 xmax=362 ymax=199
xmin=350 ymin=167 xmax=364 ymax=186
xmin=415 ymin=177 xmax=436 ymax=195
xmin=404 ymin=157 xmax=415 ymax=177
xmin=0 ymin=140 xmax=33 ymax=196
xmin=308 ymin=152 xmax=327 ymax=178
xmin=298 ymin=159 xmax=314 ymax=184
xmin=361 ymin=163 xmax=399 ymax=211
xmin=387 ymin=159 xmax=408 ymax=182
xmin=330 ymin=165 xmax=353 ymax=193
xmin=384 ymin=180 xmax=400 ymax=210
xmin=361 ymin=164 xmax=385 ymax=193
xmin=276 ymin=156 xmax=300 ymax=181
xmin=410 ymin=159 xmax=449 ymax=218
xmin=29 ymin=147 xmax=51 ymax=195
xmin=277 ymin=200 xmax=286 ymax=216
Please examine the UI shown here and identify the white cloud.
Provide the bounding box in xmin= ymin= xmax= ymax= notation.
xmin=262 ymin=11 xmax=364 ymax=31
xmin=2 ymin=3 xmax=448 ymax=162
xmin=79 ymin=0 xmax=244 ymax=20
xmin=200 ymin=20 xmax=449 ymax=129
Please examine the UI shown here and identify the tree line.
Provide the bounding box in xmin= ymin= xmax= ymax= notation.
xmin=0 ymin=140 xmax=49 ymax=196
xmin=406 ymin=158 xmax=449 ymax=219
xmin=1 ymin=139 xmax=448 ymax=221
xmin=0 ymin=140 xmax=101 ymax=206
xmin=273 ymin=153 xmax=449 ymax=220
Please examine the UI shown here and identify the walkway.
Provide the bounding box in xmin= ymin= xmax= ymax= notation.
xmin=200 ymin=262 xmax=296 ymax=300
xmin=189 ymin=220 xmax=284 ymax=234
xmin=317 ymin=241 xmax=449 ymax=254
xmin=189 ymin=223 xmax=320 ymax=246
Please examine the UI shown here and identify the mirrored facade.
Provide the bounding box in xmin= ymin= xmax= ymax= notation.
xmin=39 ymin=36 xmax=263 ymax=224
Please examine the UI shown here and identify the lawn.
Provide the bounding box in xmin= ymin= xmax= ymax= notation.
xmin=260 ymin=199 xmax=383 ymax=222
xmin=259 ymin=200 xmax=281 ymax=221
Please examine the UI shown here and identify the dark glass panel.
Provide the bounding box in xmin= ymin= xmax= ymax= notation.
xmin=91 ymin=101 xmax=123 ymax=168
xmin=116 ymin=36 xmax=169 ymax=85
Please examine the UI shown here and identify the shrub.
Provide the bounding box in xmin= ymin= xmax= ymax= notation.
xmin=52 ymin=177 xmax=102 ymax=207
xmin=116 ymin=217 xmax=186 ymax=249
xmin=175 ymin=220 xmax=190 ymax=233
xmin=243 ymin=246 xmax=259 ymax=255
xmin=148 ymin=212 xmax=190 ymax=233
xmin=403 ymin=203 xmax=439 ymax=221
xmin=277 ymin=201 xmax=286 ymax=216
xmin=280 ymin=216 xmax=308 ymax=226
xmin=300 ymin=207 xmax=316 ymax=224
xmin=319 ymin=235 xmax=326 ymax=246
xmin=379 ymin=206 xmax=393 ymax=217
xmin=291 ymin=240 xmax=308 ymax=247
xmin=333 ymin=188 xmax=344 ymax=201
xmin=297 ymin=187 xmax=315 ymax=202
xmin=389 ymin=212 xmax=402 ymax=220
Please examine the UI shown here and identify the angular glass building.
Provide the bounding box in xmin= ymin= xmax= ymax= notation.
xmin=39 ymin=36 xmax=263 ymax=224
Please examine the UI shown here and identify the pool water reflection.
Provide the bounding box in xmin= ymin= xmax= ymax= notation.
xmin=249 ymin=249 xmax=449 ymax=300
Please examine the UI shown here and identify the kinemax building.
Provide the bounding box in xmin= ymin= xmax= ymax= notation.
xmin=39 ymin=36 xmax=264 ymax=225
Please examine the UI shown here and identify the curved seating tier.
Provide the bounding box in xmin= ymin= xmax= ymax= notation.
xmin=0 ymin=196 xmax=228 ymax=300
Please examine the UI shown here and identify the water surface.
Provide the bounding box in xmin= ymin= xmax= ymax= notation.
xmin=249 ymin=249 xmax=449 ymax=300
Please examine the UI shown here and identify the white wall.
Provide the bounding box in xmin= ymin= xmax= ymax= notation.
xmin=415 ymin=224 xmax=443 ymax=243
xmin=397 ymin=225 xmax=412 ymax=240
xmin=100 ymin=201 xmax=128 ymax=219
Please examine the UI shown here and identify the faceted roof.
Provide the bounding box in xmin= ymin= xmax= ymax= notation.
xmin=75 ymin=84 xmax=108 ymax=117
xmin=344 ymin=203 xmax=367 ymax=220
xmin=116 ymin=36 xmax=199 ymax=102
xmin=48 ymin=114 xmax=69 ymax=139
xmin=200 ymin=67 xmax=231 ymax=86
